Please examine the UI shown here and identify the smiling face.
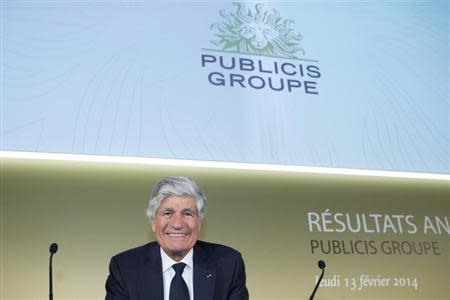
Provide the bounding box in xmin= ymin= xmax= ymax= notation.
xmin=151 ymin=195 xmax=201 ymax=261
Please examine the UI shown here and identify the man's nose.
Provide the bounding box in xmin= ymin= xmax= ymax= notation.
xmin=169 ymin=213 xmax=184 ymax=228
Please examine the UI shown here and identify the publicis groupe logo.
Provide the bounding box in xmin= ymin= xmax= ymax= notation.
xmin=201 ymin=2 xmax=321 ymax=94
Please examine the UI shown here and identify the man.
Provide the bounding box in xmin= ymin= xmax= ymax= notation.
xmin=105 ymin=176 xmax=249 ymax=300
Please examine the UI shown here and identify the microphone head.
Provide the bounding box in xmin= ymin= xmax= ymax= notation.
xmin=318 ymin=260 xmax=326 ymax=269
xmin=49 ymin=243 xmax=58 ymax=254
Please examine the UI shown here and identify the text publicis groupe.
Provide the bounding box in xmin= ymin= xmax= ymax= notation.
xmin=201 ymin=53 xmax=321 ymax=94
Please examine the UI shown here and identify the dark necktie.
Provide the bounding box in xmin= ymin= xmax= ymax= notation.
xmin=169 ymin=263 xmax=190 ymax=300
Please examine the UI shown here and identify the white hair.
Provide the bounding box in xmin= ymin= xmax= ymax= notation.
xmin=146 ymin=176 xmax=207 ymax=220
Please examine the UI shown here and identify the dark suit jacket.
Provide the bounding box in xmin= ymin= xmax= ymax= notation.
xmin=105 ymin=240 xmax=249 ymax=300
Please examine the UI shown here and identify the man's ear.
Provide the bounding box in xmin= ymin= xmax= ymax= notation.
xmin=150 ymin=218 xmax=156 ymax=233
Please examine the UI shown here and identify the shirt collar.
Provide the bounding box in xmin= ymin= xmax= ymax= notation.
xmin=160 ymin=247 xmax=194 ymax=273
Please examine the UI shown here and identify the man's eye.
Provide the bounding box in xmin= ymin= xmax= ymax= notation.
xmin=162 ymin=211 xmax=172 ymax=217
xmin=184 ymin=212 xmax=194 ymax=218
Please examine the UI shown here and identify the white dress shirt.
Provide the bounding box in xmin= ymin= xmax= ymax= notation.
xmin=160 ymin=248 xmax=194 ymax=300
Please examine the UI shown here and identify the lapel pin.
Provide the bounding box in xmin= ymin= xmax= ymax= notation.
xmin=206 ymin=273 xmax=213 ymax=279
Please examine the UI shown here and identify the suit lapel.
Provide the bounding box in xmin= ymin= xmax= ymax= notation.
xmin=138 ymin=243 xmax=164 ymax=300
xmin=193 ymin=242 xmax=216 ymax=300
xmin=136 ymin=242 xmax=216 ymax=300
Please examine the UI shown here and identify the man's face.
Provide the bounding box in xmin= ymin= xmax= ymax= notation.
xmin=151 ymin=196 xmax=201 ymax=261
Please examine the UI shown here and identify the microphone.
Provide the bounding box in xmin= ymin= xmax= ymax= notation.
xmin=49 ymin=243 xmax=58 ymax=300
xmin=50 ymin=243 xmax=58 ymax=254
xmin=309 ymin=260 xmax=326 ymax=300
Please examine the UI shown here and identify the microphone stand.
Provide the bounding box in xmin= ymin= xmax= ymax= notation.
xmin=49 ymin=243 xmax=58 ymax=300
xmin=309 ymin=260 xmax=326 ymax=300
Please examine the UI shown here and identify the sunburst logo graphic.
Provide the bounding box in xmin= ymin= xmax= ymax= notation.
xmin=200 ymin=2 xmax=321 ymax=94
xmin=210 ymin=2 xmax=305 ymax=59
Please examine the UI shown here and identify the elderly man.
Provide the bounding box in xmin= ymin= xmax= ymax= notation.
xmin=105 ymin=176 xmax=249 ymax=300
